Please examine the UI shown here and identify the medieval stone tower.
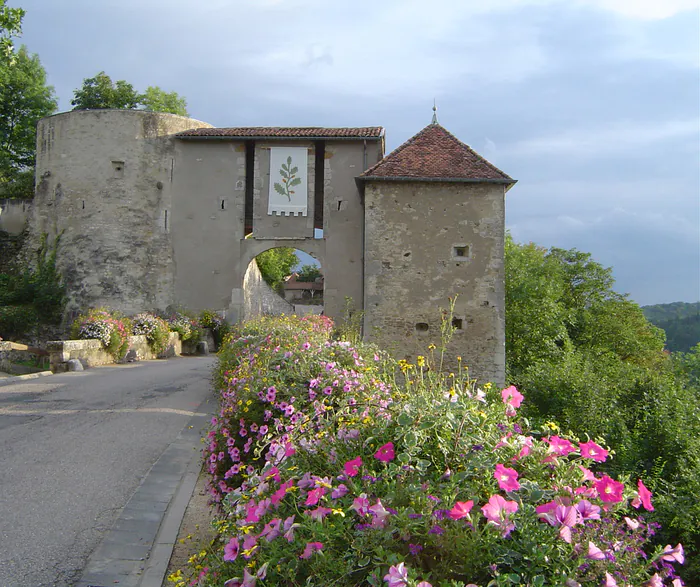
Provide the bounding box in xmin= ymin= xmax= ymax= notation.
xmin=28 ymin=109 xmax=515 ymax=385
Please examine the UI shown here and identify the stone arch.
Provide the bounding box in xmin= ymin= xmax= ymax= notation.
xmin=236 ymin=239 xmax=326 ymax=322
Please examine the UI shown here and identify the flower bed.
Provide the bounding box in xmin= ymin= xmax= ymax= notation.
xmin=70 ymin=308 xmax=131 ymax=361
xmin=172 ymin=315 xmax=686 ymax=587
xmin=132 ymin=312 xmax=170 ymax=355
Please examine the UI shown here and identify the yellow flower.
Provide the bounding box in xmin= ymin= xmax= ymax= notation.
xmin=416 ymin=355 xmax=425 ymax=367
xmin=331 ymin=508 xmax=345 ymax=517
xmin=428 ymin=343 xmax=436 ymax=350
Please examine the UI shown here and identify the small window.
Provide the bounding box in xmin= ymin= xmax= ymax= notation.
xmin=452 ymin=318 xmax=464 ymax=330
xmin=112 ymin=160 xmax=125 ymax=179
xmin=415 ymin=322 xmax=429 ymax=332
xmin=452 ymin=244 xmax=470 ymax=259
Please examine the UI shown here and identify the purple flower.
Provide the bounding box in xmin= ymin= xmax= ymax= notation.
xmin=300 ymin=541 xmax=323 ymax=559
xmin=223 ymin=536 xmax=239 ymax=561
xmin=332 ymin=484 xmax=349 ymax=499
xmin=409 ymin=543 xmax=423 ymax=556
xmin=429 ymin=524 xmax=444 ymax=535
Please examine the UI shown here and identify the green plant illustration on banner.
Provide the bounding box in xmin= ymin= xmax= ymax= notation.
xmin=273 ymin=156 xmax=301 ymax=201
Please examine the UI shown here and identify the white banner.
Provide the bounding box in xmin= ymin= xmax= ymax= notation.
xmin=268 ymin=147 xmax=308 ymax=216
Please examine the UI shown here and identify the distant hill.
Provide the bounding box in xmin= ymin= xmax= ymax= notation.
xmin=642 ymin=301 xmax=700 ymax=353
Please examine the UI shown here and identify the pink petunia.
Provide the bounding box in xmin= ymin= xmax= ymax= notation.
xmin=481 ymin=494 xmax=519 ymax=536
xmin=374 ymin=442 xmax=395 ymax=462
xmin=449 ymin=500 xmax=475 ymax=520
xmin=624 ymin=516 xmax=640 ymax=530
xmin=578 ymin=465 xmax=596 ymax=481
xmin=603 ymin=572 xmax=618 ymax=587
xmin=575 ymin=499 xmax=601 ymax=521
xmin=545 ymin=435 xmax=577 ymax=456
xmin=350 ymin=494 xmax=370 ymax=516
xmin=300 ymin=541 xmax=324 ymax=559
xmin=384 ymin=562 xmax=409 ymax=587
xmin=501 ymin=385 xmax=524 ymax=407
xmin=586 ymin=541 xmax=605 ymax=560
xmin=645 ymin=574 xmax=663 ymax=587
xmin=223 ymin=536 xmax=240 ymax=561
xmin=636 ymin=479 xmax=654 ymax=511
xmin=579 ymin=440 xmax=609 ymax=463
xmin=369 ymin=499 xmax=391 ymax=528
xmin=594 ymin=475 xmax=625 ymax=503
xmin=660 ymin=543 xmax=685 ymax=565
xmin=494 ymin=463 xmax=521 ymax=492
xmin=305 ymin=487 xmax=326 ymax=506
xmin=344 ymin=456 xmax=362 ymax=477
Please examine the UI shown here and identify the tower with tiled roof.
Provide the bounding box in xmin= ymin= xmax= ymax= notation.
xmin=358 ymin=118 xmax=516 ymax=386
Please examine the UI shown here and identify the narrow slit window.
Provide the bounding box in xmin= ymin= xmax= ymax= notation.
xmin=112 ymin=160 xmax=125 ymax=179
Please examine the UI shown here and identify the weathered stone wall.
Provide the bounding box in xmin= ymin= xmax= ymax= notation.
xmin=242 ymin=258 xmax=295 ymax=320
xmin=47 ymin=332 xmax=182 ymax=371
xmin=363 ymin=181 xmax=506 ymax=386
xmin=29 ymin=109 xmax=211 ymax=316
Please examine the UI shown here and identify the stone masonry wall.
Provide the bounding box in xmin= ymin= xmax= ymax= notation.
xmin=29 ymin=110 xmax=211 ymax=316
xmin=363 ymin=181 xmax=506 ymax=386
xmin=243 ymin=258 xmax=295 ymax=320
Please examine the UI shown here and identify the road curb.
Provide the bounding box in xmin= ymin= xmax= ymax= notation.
xmin=0 ymin=370 xmax=53 ymax=386
xmin=75 ymin=393 xmax=213 ymax=587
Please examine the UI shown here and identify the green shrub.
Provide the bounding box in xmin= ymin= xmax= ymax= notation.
xmin=0 ymin=304 xmax=38 ymax=340
xmin=71 ymin=308 xmax=131 ymax=361
xmin=165 ymin=311 xmax=202 ymax=344
xmin=131 ymin=312 xmax=170 ymax=355
xmin=199 ymin=309 xmax=231 ymax=349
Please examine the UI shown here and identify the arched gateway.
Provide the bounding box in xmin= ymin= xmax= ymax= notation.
xmin=28 ymin=109 xmax=515 ymax=384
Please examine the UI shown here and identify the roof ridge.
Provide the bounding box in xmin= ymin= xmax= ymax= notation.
xmin=361 ymin=124 xmax=435 ymax=176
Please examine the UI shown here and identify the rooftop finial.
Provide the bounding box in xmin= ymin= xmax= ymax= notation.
xmin=431 ymin=99 xmax=438 ymax=124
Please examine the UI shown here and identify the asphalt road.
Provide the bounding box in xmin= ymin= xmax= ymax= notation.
xmin=0 ymin=356 xmax=216 ymax=587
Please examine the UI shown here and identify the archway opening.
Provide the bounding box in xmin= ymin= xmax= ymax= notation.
xmin=245 ymin=247 xmax=324 ymax=319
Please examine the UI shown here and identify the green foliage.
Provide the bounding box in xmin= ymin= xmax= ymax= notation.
xmin=0 ymin=45 xmax=58 ymax=198
xmin=71 ymin=71 xmax=139 ymax=110
xmin=71 ymin=308 xmax=131 ymax=361
xmin=0 ymin=0 xmax=24 ymax=59
xmin=164 ymin=310 xmax=202 ymax=344
xmin=643 ymin=302 xmax=700 ymax=353
xmin=131 ymin=312 xmax=170 ymax=356
xmin=0 ymin=303 xmax=36 ymax=339
xmin=139 ymin=85 xmax=188 ymax=116
xmin=71 ymin=72 xmax=190 ymax=115
xmin=0 ymin=232 xmax=65 ymax=340
xmin=198 ymin=309 xmax=231 ymax=349
xmin=295 ymin=263 xmax=322 ymax=282
xmin=255 ymin=247 xmax=298 ymax=291
xmin=505 ymin=234 xmax=700 ymax=582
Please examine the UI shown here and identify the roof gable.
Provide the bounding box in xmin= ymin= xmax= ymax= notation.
xmin=359 ymin=123 xmax=514 ymax=184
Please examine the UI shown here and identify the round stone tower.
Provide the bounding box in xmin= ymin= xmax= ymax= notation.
xmin=29 ymin=109 xmax=212 ymax=317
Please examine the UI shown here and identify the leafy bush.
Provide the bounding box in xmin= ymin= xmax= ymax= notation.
xmin=0 ymin=304 xmax=38 ymax=340
xmin=0 ymin=233 xmax=65 ymax=339
xmin=166 ymin=311 xmax=203 ymax=344
xmin=199 ymin=310 xmax=232 ymax=349
xmin=171 ymin=315 xmax=686 ymax=587
xmin=131 ymin=312 xmax=170 ymax=355
xmin=70 ymin=308 xmax=131 ymax=361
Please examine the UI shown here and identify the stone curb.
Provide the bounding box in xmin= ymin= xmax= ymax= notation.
xmin=74 ymin=394 xmax=213 ymax=587
xmin=0 ymin=370 xmax=53 ymax=386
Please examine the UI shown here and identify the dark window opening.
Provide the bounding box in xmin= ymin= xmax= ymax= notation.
xmin=221 ymin=199 xmax=226 ymax=210
xmin=164 ymin=210 xmax=168 ymax=231
xmin=314 ymin=141 xmax=325 ymax=230
xmin=452 ymin=318 xmax=464 ymax=330
xmin=453 ymin=245 xmax=469 ymax=259
xmin=415 ymin=322 xmax=429 ymax=332
xmin=244 ymin=140 xmax=255 ymax=235
xmin=112 ymin=160 xmax=124 ymax=179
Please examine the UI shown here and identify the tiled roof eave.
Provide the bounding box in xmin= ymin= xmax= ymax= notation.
xmin=176 ymin=134 xmax=382 ymax=141
xmin=358 ymin=175 xmax=516 ymax=184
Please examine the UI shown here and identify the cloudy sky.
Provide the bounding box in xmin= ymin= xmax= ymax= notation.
xmin=14 ymin=0 xmax=700 ymax=305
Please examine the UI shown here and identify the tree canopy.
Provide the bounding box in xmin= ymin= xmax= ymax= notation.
xmin=71 ymin=72 xmax=189 ymax=116
xmin=255 ymin=248 xmax=298 ymax=291
xmin=0 ymin=0 xmax=24 ymax=59
xmin=0 ymin=45 xmax=57 ymax=198
xmin=295 ymin=264 xmax=322 ymax=282
xmin=140 ymin=86 xmax=188 ymax=116
xmin=505 ymin=234 xmax=700 ymax=580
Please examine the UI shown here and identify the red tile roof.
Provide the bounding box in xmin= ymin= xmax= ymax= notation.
xmin=176 ymin=127 xmax=384 ymax=139
xmin=359 ymin=123 xmax=515 ymax=184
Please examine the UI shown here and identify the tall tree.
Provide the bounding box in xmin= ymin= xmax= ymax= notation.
xmin=256 ymin=248 xmax=298 ymax=291
xmin=140 ymin=86 xmax=188 ymax=116
xmin=0 ymin=0 xmax=24 ymax=59
xmin=0 ymin=45 xmax=57 ymax=198
xmin=71 ymin=71 xmax=139 ymax=110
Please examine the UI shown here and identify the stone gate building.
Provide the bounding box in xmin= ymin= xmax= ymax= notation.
xmin=27 ymin=109 xmax=515 ymax=384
